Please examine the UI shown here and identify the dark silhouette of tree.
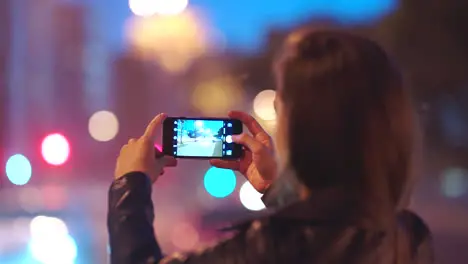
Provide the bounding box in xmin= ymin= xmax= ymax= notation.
xmin=216 ymin=127 xmax=223 ymax=139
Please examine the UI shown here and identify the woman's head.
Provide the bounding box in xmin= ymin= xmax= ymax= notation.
xmin=273 ymin=29 xmax=418 ymax=209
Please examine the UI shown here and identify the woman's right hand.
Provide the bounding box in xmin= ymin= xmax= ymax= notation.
xmin=210 ymin=111 xmax=277 ymax=193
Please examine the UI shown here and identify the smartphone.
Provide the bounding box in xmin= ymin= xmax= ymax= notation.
xmin=163 ymin=117 xmax=243 ymax=159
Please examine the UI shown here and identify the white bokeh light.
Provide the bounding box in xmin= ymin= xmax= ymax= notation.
xmin=30 ymin=234 xmax=77 ymax=264
xmin=239 ymin=181 xmax=266 ymax=211
xmin=155 ymin=0 xmax=189 ymax=15
xmin=88 ymin=110 xmax=119 ymax=142
xmin=128 ymin=0 xmax=159 ymax=17
xmin=30 ymin=216 xmax=69 ymax=239
xmin=29 ymin=216 xmax=77 ymax=264
xmin=129 ymin=0 xmax=188 ymax=17
xmin=253 ymin=90 xmax=276 ymax=121
xmin=41 ymin=133 xmax=70 ymax=166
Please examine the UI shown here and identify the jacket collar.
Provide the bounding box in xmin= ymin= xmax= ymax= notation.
xmin=262 ymin=169 xmax=389 ymax=229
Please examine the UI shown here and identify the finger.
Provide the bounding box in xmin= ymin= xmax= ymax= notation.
xmin=228 ymin=111 xmax=267 ymax=136
xmin=163 ymin=156 xmax=178 ymax=167
xmin=210 ymin=159 xmax=240 ymax=171
xmin=128 ymin=138 xmax=137 ymax=144
xmin=142 ymin=113 xmax=167 ymax=142
xmin=154 ymin=147 xmax=176 ymax=167
xmin=232 ymin=133 xmax=263 ymax=153
xmin=119 ymin=144 xmax=128 ymax=154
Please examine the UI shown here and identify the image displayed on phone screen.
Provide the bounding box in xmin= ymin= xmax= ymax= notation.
xmin=172 ymin=119 xmax=237 ymax=158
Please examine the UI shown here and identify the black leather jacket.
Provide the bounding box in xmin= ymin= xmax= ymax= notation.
xmin=108 ymin=172 xmax=434 ymax=264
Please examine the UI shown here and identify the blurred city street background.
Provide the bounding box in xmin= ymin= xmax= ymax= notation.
xmin=1 ymin=0 xmax=468 ymax=263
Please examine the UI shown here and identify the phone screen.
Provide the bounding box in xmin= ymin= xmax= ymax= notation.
xmin=163 ymin=117 xmax=243 ymax=159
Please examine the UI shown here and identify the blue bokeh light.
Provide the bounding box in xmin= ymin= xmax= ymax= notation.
xmin=203 ymin=167 xmax=237 ymax=198
xmin=6 ymin=154 xmax=32 ymax=186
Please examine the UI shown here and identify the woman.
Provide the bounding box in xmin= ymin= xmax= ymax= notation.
xmin=108 ymin=29 xmax=433 ymax=263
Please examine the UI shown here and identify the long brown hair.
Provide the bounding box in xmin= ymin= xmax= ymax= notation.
xmin=275 ymin=29 xmax=419 ymax=212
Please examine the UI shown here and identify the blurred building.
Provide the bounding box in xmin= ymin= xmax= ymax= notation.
xmin=83 ymin=3 xmax=111 ymax=114
xmin=22 ymin=0 xmax=55 ymax=130
xmin=5 ymin=0 xmax=87 ymax=148
xmin=0 ymin=0 xmax=10 ymax=92
xmin=0 ymin=0 xmax=11 ymax=167
xmin=111 ymin=54 xmax=160 ymax=136
xmin=51 ymin=4 xmax=86 ymax=121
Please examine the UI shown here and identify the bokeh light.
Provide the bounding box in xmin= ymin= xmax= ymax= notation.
xmin=42 ymin=184 xmax=68 ymax=211
xmin=253 ymin=90 xmax=276 ymax=121
xmin=19 ymin=187 xmax=44 ymax=213
xmin=128 ymin=0 xmax=159 ymax=17
xmin=6 ymin=154 xmax=32 ymax=186
xmin=29 ymin=216 xmax=77 ymax=264
xmin=88 ymin=110 xmax=119 ymax=142
xmin=203 ymin=167 xmax=236 ymax=198
xmin=441 ymin=167 xmax=468 ymax=198
xmin=29 ymin=234 xmax=78 ymax=264
xmin=129 ymin=0 xmax=189 ymax=17
xmin=155 ymin=0 xmax=189 ymax=15
xmin=41 ymin=133 xmax=70 ymax=166
xmin=30 ymin=216 xmax=69 ymax=239
xmin=192 ymin=76 xmax=244 ymax=115
xmin=254 ymin=113 xmax=277 ymax=135
xmin=125 ymin=12 xmax=208 ymax=73
xmin=239 ymin=181 xmax=266 ymax=211
xmin=171 ymin=222 xmax=199 ymax=250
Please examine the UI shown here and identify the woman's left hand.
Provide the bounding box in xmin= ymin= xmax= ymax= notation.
xmin=114 ymin=113 xmax=177 ymax=183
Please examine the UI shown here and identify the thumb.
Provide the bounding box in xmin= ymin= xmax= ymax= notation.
xmin=232 ymin=133 xmax=263 ymax=153
xmin=163 ymin=156 xmax=178 ymax=167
